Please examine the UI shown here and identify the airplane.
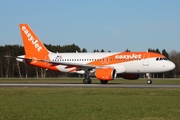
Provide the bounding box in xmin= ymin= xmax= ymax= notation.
xmin=7 ymin=24 xmax=175 ymax=84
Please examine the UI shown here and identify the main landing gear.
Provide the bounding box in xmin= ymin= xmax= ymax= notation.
xmin=146 ymin=73 xmax=152 ymax=84
xmin=83 ymin=71 xmax=91 ymax=84
xmin=83 ymin=78 xmax=91 ymax=84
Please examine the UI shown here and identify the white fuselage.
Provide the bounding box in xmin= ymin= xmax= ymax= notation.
xmin=45 ymin=52 xmax=175 ymax=74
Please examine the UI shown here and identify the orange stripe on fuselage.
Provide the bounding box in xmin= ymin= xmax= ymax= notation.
xmin=87 ymin=52 xmax=165 ymax=66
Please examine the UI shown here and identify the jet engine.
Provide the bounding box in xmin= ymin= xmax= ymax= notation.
xmin=95 ymin=68 xmax=117 ymax=80
xmin=120 ymin=74 xmax=140 ymax=80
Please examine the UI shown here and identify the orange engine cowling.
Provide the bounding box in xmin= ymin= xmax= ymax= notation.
xmin=95 ymin=68 xmax=117 ymax=80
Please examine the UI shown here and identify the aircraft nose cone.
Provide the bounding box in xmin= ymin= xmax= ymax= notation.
xmin=169 ymin=61 xmax=175 ymax=70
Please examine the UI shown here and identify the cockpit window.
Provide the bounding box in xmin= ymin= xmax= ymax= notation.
xmin=156 ymin=57 xmax=168 ymax=61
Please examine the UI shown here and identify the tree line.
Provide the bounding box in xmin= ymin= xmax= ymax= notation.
xmin=0 ymin=44 xmax=179 ymax=78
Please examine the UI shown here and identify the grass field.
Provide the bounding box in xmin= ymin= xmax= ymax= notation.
xmin=0 ymin=78 xmax=180 ymax=120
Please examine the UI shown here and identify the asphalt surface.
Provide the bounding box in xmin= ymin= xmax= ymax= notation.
xmin=0 ymin=83 xmax=180 ymax=88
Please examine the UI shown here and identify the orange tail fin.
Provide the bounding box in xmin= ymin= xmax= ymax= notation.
xmin=19 ymin=24 xmax=50 ymax=55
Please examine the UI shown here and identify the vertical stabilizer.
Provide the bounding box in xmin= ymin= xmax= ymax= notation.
xmin=19 ymin=24 xmax=50 ymax=55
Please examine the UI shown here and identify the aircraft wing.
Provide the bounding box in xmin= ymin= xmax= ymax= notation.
xmin=5 ymin=55 xmax=112 ymax=70
xmin=39 ymin=59 xmax=97 ymax=70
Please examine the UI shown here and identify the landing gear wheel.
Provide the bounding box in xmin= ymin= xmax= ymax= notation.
xmin=83 ymin=78 xmax=91 ymax=84
xmin=147 ymin=79 xmax=152 ymax=84
xmin=146 ymin=73 xmax=152 ymax=84
xmin=100 ymin=80 xmax=108 ymax=84
xmin=83 ymin=71 xmax=91 ymax=84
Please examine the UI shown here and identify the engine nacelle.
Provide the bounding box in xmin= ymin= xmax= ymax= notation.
xmin=95 ymin=68 xmax=117 ymax=80
xmin=121 ymin=74 xmax=140 ymax=80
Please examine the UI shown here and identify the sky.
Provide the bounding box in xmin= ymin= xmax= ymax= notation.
xmin=0 ymin=0 xmax=180 ymax=53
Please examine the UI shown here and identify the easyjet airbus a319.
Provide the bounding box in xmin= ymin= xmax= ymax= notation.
xmin=9 ymin=24 xmax=175 ymax=84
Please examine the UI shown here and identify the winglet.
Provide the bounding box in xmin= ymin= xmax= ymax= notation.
xmin=19 ymin=24 xmax=50 ymax=55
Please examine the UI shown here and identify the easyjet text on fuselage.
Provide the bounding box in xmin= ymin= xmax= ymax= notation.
xmin=115 ymin=54 xmax=142 ymax=59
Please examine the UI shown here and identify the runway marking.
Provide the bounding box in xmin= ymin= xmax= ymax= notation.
xmin=0 ymin=83 xmax=180 ymax=88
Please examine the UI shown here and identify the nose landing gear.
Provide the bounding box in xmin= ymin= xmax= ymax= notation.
xmin=146 ymin=73 xmax=152 ymax=84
